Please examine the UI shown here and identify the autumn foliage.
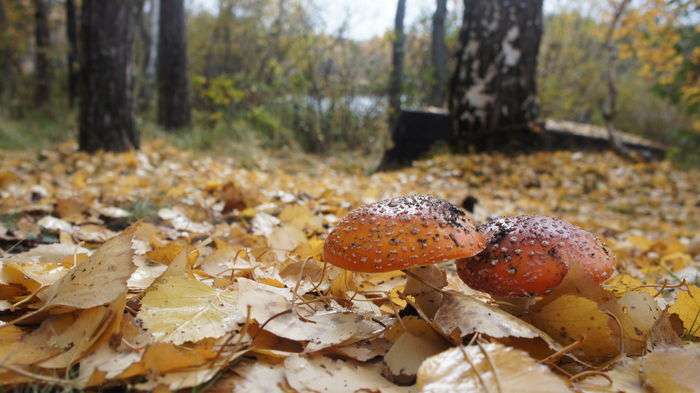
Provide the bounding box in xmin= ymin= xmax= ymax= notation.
xmin=0 ymin=142 xmax=699 ymax=391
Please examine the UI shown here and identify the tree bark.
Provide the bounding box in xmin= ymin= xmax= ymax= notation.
xmin=137 ymin=0 xmax=159 ymax=110
xmin=79 ymin=0 xmax=139 ymax=152
xmin=449 ymin=0 xmax=543 ymax=149
xmin=602 ymin=0 xmax=633 ymax=159
xmin=0 ymin=1 xmax=9 ymax=100
xmin=65 ymin=0 xmax=79 ymax=107
xmin=33 ymin=0 xmax=51 ymax=107
xmin=157 ymin=0 xmax=191 ymax=130
xmin=429 ymin=0 xmax=448 ymax=107
xmin=388 ymin=0 xmax=407 ymax=126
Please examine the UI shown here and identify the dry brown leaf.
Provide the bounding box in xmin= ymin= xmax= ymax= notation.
xmin=416 ymin=342 xmax=570 ymax=393
xmin=404 ymin=264 xmax=447 ymax=319
xmin=38 ymin=304 xmax=114 ymax=368
xmin=37 ymin=230 xmax=135 ymax=309
xmin=433 ymin=291 xmax=561 ymax=350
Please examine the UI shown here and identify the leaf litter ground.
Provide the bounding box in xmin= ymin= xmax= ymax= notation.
xmin=0 ymin=142 xmax=699 ymax=392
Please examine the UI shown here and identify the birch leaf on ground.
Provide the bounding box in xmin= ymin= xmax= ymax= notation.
xmin=210 ymin=360 xmax=287 ymax=393
xmin=284 ymin=355 xmax=415 ymax=393
xmin=530 ymin=294 xmax=619 ymax=360
xmin=416 ymin=343 xmax=570 ymax=393
xmin=38 ymin=305 xmax=113 ymax=368
xmin=383 ymin=330 xmax=449 ymax=385
xmin=1 ymin=244 xmax=89 ymax=291
xmin=668 ymin=285 xmax=700 ymax=338
xmin=576 ymin=357 xmax=645 ymax=393
xmin=640 ymin=343 xmax=700 ymax=393
xmin=0 ymin=313 xmax=73 ymax=365
xmin=136 ymin=251 xmax=243 ymax=345
xmin=37 ymin=230 xmax=135 ymax=309
xmin=433 ymin=290 xmax=561 ymax=350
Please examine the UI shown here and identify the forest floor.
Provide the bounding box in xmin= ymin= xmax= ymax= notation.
xmin=0 ymin=141 xmax=699 ymax=391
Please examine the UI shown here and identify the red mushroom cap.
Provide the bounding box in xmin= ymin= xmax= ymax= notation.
xmin=456 ymin=216 xmax=615 ymax=297
xmin=323 ymin=195 xmax=485 ymax=272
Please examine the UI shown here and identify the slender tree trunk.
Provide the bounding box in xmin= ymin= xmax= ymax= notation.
xmin=79 ymin=0 xmax=139 ymax=152
xmin=137 ymin=0 xmax=158 ymax=110
xmin=449 ymin=0 xmax=543 ymax=149
xmin=65 ymin=0 xmax=79 ymax=107
xmin=33 ymin=0 xmax=51 ymax=107
xmin=0 ymin=1 xmax=9 ymax=101
xmin=429 ymin=0 xmax=448 ymax=107
xmin=157 ymin=0 xmax=191 ymax=130
xmin=388 ymin=0 xmax=407 ymax=127
xmin=602 ymin=0 xmax=632 ymax=159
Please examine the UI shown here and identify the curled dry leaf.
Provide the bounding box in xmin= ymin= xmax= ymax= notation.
xmin=433 ymin=290 xmax=561 ymax=350
xmin=601 ymin=291 xmax=661 ymax=355
xmin=416 ymin=342 xmax=569 ymax=393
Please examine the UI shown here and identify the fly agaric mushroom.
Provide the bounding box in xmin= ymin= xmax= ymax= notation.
xmin=323 ymin=195 xmax=485 ymax=273
xmin=456 ymin=216 xmax=615 ymax=302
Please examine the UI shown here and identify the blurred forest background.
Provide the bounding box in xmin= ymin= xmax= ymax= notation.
xmin=0 ymin=0 xmax=698 ymax=165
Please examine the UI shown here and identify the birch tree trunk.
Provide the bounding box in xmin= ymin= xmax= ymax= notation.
xmin=449 ymin=0 xmax=543 ymax=149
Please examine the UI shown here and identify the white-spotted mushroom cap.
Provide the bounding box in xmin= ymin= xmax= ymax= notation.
xmin=323 ymin=195 xmax=485 ymax=272
xmin=457 ymin=216 xmax=615 ymax=297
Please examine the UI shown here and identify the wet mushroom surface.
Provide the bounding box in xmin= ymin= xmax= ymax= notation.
xmin=456 ymin=215 xmax=616 ymax=298
xmin=323 ymin=194 xmax=485 ymax=272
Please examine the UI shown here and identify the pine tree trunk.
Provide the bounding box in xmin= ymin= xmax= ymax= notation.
xmin=388 ymin=0 xmax=407 ymax=126
xmin=429 ymin=0 xmax=448 ymax=107
xmin=33 ymin=0 xmax=51 ymax=107
xmin=449 ymin=0 xmax=543 ymax=149
xmin=79 ymin=0 xmax=139 ymax=152
xmin=157 ymin=0 xmax=191 ymax=130
xmin=65 ymin=0 xmax=79 ymax=107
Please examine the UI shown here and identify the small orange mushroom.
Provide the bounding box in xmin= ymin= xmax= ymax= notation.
xmin=323 ymin=195 xmax=485 ymax=273
xmin=456 ymin=216 xmax=615 ymax=298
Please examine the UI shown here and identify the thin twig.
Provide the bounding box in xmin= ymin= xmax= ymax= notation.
xmin=476 ymin=338 xmax=502 ymax=393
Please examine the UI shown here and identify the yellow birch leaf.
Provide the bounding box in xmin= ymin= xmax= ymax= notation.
xmin=669 ymin=285 xmax=700 ymax=338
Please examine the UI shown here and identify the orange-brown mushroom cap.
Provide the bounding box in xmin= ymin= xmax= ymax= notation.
xmin=457 ymin=216 xmax=615 ymax=297
xmin=323 ymin=195 xmax=485 ymax=272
